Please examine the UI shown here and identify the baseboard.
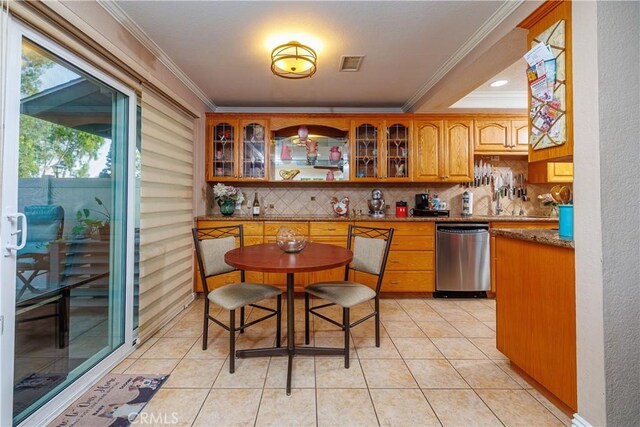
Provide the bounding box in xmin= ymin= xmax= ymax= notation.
xmin=572 ymin=413 xmax=593 ymax=427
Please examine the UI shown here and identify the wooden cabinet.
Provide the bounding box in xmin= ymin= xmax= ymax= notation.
xmin=382 ymin=120 xmax=412 ymax=181
xmin=413 ymin=120 xmax=442 ymax=181
xmin=207 ymin=119 xmax=239 ymax=181
xmin=308 ymin=222 xmax=350 ymax=284
xmin=489 ymin=221 xmax=558 ymax=293
xmin=351 ymin=119 xmax=383 ymax=181
xmin=355 ymin=221 xmax=435 ymax=292
xmin=495 ymin=235 xmax=576 ymax=411
xmin=474 ymin=119 xmax=528 ymax=154
xmin=413 ymin=119 xmax=473 ymax=183
xmin=239 ymin=120 xmax=268 ymax=180
xmin=205 ymin=118 xmax=268 ymax=182
xmin=444 ymin=120 xmax=474 ymax=182
xmin=511 ymin=120 xmax=529 ymax=152
xmin=528 ymin=161 xmax=573 ymax=184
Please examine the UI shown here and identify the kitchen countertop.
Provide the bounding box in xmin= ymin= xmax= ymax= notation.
xmin=491 ymin=228 xmax=574 ymax=249
xmin=196 ymin=214 xmax=559 ymax=223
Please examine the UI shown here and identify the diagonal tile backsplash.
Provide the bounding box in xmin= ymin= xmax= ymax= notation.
xmin=207 ymin=158 xmax=562 ymax=218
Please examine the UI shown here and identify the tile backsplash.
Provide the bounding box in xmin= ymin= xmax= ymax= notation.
xmin=207 ymin=158 xmax=558 ymax=218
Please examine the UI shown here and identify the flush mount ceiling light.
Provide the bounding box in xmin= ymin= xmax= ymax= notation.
xmin=490 ymin=79 xmax=509 ymax=87
xmin=271 ymin=41 xmax=317 ymax=79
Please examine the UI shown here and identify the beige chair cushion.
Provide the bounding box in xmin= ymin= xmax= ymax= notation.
xmin=200 ymin=236 xmax=236 ymax=276
xmin=305 ymin=281 xmax=376 ymax=308
xmin=350 ymin=236 xmax=387 ymax=275
xmin=208 ymin=283 xmax=281 ymax=311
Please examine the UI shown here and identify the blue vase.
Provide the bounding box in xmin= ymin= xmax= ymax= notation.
xmin=558 ymin=204 xmax=573 ymax=240
xmin=218 ymin=199 xmax=235 ymax=216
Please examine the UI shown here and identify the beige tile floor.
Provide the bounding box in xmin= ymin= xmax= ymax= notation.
xmin=110 ymin=297 xmax=572 ymax=427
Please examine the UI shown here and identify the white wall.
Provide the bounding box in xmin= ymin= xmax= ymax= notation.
xmin=573 ymin=1 xmax=640 ymax=425
xmin=572 ymin=1 xmax=607 ymax=424
xmin=596 ymin=2 xmax=640 ymax=425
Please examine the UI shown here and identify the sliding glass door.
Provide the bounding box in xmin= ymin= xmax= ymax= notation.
xmin=1 ymin=24 xmax=136 ymax=426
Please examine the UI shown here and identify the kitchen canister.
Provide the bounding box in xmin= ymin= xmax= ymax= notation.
xmin=558 ymin=204 xmax=573 ymax=239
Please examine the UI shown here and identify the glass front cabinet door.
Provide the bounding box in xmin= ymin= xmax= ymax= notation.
xmin=207 ymin=119 xmax=238 ymax=181
xmin=240 ymin=120 xmax=268 ymax=180
xmin=351 ymin=120 xmax=382 ymax=181
xmin=384 ymin=120 xmax=412 ymax=181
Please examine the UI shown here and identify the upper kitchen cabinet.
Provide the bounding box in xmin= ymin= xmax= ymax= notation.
xmin=443 ymin=120 xmax=474 ymax=182
xmin=351 ymin=119 xmax=383 ymax=181
xmin=474 ymin=118 xmax=528 ymax=154
xmin=239 ymin=120 xmax=268 ymax=180
xmin=205 ymin=118 xmax=268 ymax=181
xmin=383 ymin=120 xmax=412 ymax=181
xmin=520 ymin=0 xmax=573 ymax=163
xmin=413 ymin=120 xmax=442 ymax=181
xmin=413 ymin=119 xmax=473 ymax=183
xmin=206 ymin=118 xmax=239 ymax=181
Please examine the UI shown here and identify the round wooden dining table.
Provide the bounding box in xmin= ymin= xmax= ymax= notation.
xmin=225 ymin=242 xmax=353 ymax=395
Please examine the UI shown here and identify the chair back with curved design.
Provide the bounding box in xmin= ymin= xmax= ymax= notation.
xmin=345 ymin=225 xmax=394 ymax=294
xmin=192 ymin=225 xmax=244 ymax=295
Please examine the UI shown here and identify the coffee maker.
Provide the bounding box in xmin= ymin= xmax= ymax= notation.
xmin=411 ymin=192 xmax=450 ymax=217
xmin=368 ymin=189 xmax=385 ymax=217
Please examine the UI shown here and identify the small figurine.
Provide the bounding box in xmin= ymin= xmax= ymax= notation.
xmin=395 ymin=162 xmax=405 ymax=177
xmin=280 ymin=144 xmax=292 ymax=161
xmin=329 ymin=146 xmax=341 ymax=163
xmin=331 ymin=196 xmax=349 ymax=216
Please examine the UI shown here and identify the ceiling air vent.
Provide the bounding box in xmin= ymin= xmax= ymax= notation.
xmin=339 ymin=55 xmax=364 ymax=72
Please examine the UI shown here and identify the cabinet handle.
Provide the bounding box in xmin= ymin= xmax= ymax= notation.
xmin=390 ymin=280 xmax=400 ymax=284
xmin=390 ymin=260 xmax=399 ymax=263
xmin=326 ymin=228 xmax=336 ymax=231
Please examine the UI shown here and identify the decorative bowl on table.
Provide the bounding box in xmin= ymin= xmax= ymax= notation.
xmin=276 ymin=226 xmax=307 ymax=253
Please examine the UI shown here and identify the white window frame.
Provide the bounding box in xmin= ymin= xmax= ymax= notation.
xmin=0 ymin=18 xmax=137 ymax=427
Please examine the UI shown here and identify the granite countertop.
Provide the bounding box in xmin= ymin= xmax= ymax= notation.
xmin=196 ymin=214 xmax=559 ymax=223
xmin=491 ymin=228 xmax=574 ymax=249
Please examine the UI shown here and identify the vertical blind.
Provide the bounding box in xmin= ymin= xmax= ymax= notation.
xmin=139 ymin=88 xmax=195 ymax=341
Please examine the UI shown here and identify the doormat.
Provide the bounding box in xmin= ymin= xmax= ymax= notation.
xmin=48 ymin=374 xmax=168 ymax=427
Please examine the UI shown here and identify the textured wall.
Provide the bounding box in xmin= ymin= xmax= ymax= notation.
xmin=207 ymin=158 xmax=556 ymax=218
xmin=572 ymin=2 xmax=607 ymax=425
xmin=597 ymin=2 xmax=640 ymax=425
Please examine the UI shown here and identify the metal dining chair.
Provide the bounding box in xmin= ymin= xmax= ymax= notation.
xmin=304 ymin=224 xmax=394 ymax=368
xmin=192 ymin=225 xmax=282 ymax=373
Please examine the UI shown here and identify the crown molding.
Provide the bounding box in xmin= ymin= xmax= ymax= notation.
xmin=403 ymin=0 xmax=525 ymax=112
xmin=97 ymin=0 xmax=217 ymax=111
xmin=213 ymin=106 xmax=405 ymax=114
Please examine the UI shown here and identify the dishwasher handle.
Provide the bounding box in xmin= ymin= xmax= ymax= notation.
xmin=437 ymin=226 xmax=489 ymax=234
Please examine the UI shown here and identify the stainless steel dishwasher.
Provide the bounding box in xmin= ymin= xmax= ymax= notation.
xmin=435 ymin=223 xmax=490 ymax=297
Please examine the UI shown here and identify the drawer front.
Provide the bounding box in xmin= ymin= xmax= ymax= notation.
xmin=356 ymin=221 xmax=435 ymax=236
xmin=264 ymin=222 xmax=309 ymax=236
xmin=386 ymin=251 xmax=434 ymax=271
xmin=196 ymin=220 xmax=264 ymax=236
xmin=308 ymin=236 xmax=348 ymax=248
xmin=390 ymin=236 xmax=434 ymax=251
xmin=490 ymin=221 xmax=557 ymax=230
xmin=309 ymin=222 xmax=351 ymax=236
xmin=355 ymin=271 xmax=435 ymax=292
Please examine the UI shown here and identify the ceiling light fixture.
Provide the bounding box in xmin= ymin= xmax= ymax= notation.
xmin=271 ymin=41 xmax=317 ymax=79
xmin=489 ymin=79 xmax=509 ymax=87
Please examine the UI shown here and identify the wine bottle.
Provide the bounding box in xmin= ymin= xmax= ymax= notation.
xmin=252 ymin=192 xmax=260 ymax=217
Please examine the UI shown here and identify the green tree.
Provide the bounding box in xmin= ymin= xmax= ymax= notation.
xmin=19 ymin=43 xmax=107 ymax=178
